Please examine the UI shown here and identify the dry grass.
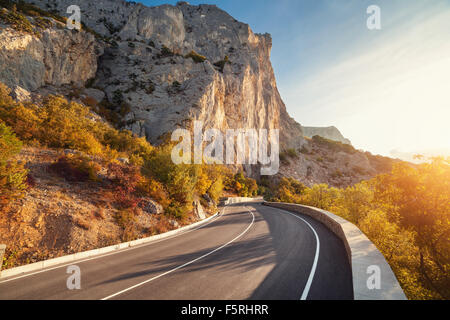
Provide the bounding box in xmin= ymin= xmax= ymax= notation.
xmin=149 ymin=215 xmax=172 ymax=235
xmin=74 ymin=217 xmax=90 ymax=230
xmin=54 ymin=190 xmax=72 ymax=201
xmin=94 ymin=207 xmax=107 ymax=220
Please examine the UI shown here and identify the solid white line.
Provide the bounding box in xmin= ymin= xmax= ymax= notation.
xmin=101 ymin=207 xmax=255 ymax=300
xmin=0 ymin=211 xmax=224 ymax=284
xmin=269 ymin=207 xmax=320 ymax=301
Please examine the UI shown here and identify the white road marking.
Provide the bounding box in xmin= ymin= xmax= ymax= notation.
xmin=2 ymin=203 xmax=321 ymax=301
xmin=101 ymin=207 xmax=255 ymax=300
xmin=268 ymin=207 xmax=320 ymax=301
xmin=0 ymin=210 xmax=225 ymax=284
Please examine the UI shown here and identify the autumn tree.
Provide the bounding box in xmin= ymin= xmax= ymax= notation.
xmin=0 ymin=122 xmax=28 ymax=207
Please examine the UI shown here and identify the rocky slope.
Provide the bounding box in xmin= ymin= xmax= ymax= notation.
xmin=0 ymin=0 xmax=397 ymax=187
xmin=0 ymin=147 xmax=197 ymax=269
xmin=279 ymin=136 xmax=398 ymax=187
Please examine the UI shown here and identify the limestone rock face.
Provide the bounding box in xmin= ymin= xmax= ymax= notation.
xmin=3 ymin=0 xmax=393 ymax=187
xmin=23 ymin=0 xmax=304 ymax=149
xmin=0 ymin=28 xmax=45 ymax=91
xmin=193 ymin=200 xmax=206 ymax=220
xmin=0 ymin=26 xmax=103 ymax=92
xmin=40 ymin=29 xmax=102 ymax=88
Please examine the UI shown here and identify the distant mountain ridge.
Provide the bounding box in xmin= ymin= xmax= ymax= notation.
xmin=302 ymin=126 xmax=352 ymax=145
xmin=390 ymin=148 xmax=450 ymax=163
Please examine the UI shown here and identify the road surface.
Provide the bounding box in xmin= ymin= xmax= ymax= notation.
xmin=0 ymin=203 xmax=353 ymax=300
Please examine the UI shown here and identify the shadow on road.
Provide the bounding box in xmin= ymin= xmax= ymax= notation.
xmin=97 ymin=203 xmax=353 ymax=300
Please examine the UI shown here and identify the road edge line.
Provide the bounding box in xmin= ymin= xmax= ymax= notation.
xmin=263 ymin=202 xmax=407 ymax=300
xmin=101 ymin=207 xmax=255 ymax=300
xmin=263 ymin=206 xmax=320 ymax=300
xmin=0 ymin=211 xmax=222 ymax=281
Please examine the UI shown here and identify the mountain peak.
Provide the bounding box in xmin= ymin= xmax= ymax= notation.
xmin=302 ymin=126 xmax=352 ymax=145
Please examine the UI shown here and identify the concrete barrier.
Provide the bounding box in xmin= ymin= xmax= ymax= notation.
xmin=221 ymin=197 xmax=263 ymax=206
xmin=264 ymin=202 xmax=407 ymax=300
xmin=0 ymin=212 xmax=219 ymax=280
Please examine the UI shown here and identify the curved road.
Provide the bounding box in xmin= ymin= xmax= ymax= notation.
xmin=0 ymin=203 xmax=353 ymax=300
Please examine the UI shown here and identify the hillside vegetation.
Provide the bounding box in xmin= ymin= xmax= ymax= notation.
xmin=0 ymin=82 xmax=258 ymax=269
xmin=265 ymin=158 xmax=450 ymax=300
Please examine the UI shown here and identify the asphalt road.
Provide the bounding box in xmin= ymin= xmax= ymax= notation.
xmin=0 ymin=203 xmax=353 ymax=300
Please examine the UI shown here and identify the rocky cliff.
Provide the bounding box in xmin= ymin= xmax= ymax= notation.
xmin=11 ymin=0 xmax=303 ymax=149
xmin=0 ymin=0 xmax=397 ymax=187
xmin=0 ymin=18 xmax=102 ymax=96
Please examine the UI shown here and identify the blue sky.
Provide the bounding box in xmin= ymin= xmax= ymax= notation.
xmin=133 ymin=0 xmax=450 ymax=157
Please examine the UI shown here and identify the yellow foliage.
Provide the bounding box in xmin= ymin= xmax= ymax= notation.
xmin=0 ymin=122 xmax=28 ymax=207
xmin=0 ymin=82 xmax=153 ymax=162
xmin=299 ymin=184 xmax=339 ymax=210
xmin=268 ymin=158 xmax=450 ymax=300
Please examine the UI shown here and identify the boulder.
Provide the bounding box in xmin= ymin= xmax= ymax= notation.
xmin=202 ymin=193 xmax=216 ymax=207
xmin=82 ymin=88 xmax=105 ymax=103
xmin=139 ymin=199 xmax=163 ymax=215
xmin=0 ymin=25 xmax=103 ymax=92
xmin=193 ymin=200 xmax=206 ymax=220
xmin=169 ymin=220 xmax=180 ymax=228
xmin=11 ymin=86 xmax=31 ymax=102
xmin=117 ymin=158 xmax=130 ymax=165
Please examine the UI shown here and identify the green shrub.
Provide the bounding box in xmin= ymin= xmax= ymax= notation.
xmin=0 ymin=122 xmax=28 ymax=207
xmin=279 ymin=152 xmax=288 ymax=164
xmin=94 ymin=99 xmax=121 ymax=126
xmin=33 ymin=16 xmax=52 ymax=29
xmin=165 ymin=201 xmax=188 ymax=220
xmin=185 ymin=50 xmax=207 ymax=63
xmin=0 ymin=0 xmax=66 ymax=24
xmin=299 ymin=146 xmax=310 ymax=154
xmin=136 ymin=177 xmax=170 ymax=209
xmin=107 ymin=162 xmax=142 ymax=209
xmin=50 ymin=155 xmax=101 ymax=182
xmin=115 ymin=209 xmax=138 ymax=241
xmin=312 ymin=135 xmax=356 ymax=154
xmin=286 ymin=148 xmax=298 ymax=158
xmin=227 ymin=172 xmax=258 ymax=197
xmin=112 ymin=89 xmax=124 ymax=105
xmin=208 ymin=176 xmax=224 ymax=203
xmin=158 ymin=45 xmax=174 ymax=58
xmin=0 ymin=6 xmax=33 ymax=33
xmin=270 ymin=177 xmax=307 ymax=203
xmin=213 ymin=56 xmax=230 ymax=73
xmin=146 ymin=83 xmax=155 ymax=94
